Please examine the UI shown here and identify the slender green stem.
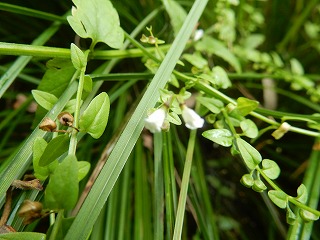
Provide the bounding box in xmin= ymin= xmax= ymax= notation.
xmin=154 ymin=132 xmax=164 ymax=240
xmin=173 ymin=130 xmax=197 ymax=240
xmin=0 ymin=41 xmax=170 ymax=60
xmin=221 ymin=109 xmax=238 ymax=135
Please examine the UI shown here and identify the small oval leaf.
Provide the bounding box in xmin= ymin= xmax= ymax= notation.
xmin=240 ymin=174 xmax=254 ymax=188
xmin=268 ymin=190 xmax=288 ymax=209
xmin=70 ymin=43 xmax=86 ymax=70
xmin=39 ymin=135 xmax=69 ymax=167
xmin=252 ymin=179 xmax=267 ymax=192
xmin=202 ymin=129 xmax=233 ymax=147
xmin=299 ymin=209 xmax=319 ymax=222
xmin=240 ymin=119 xmax=258 ymax=138
xmin=296 ymin=184 xmax=308 ymax=204
xmin=236 ymin=138 xmax=261 ymax=170
xmin=32 ymin=90 xmax=58 ymax=110
xmin=261 ymin=159 xmax=280 ymax=180
xmin=79 ymin=92 xmax=110 ymax=139
xmin=197 ymin=96 xmax=224 ymax=114
xmin=233 ymin=97 xmax=259 ymax=116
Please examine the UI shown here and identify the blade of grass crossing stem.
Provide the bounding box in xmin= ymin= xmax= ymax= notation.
xmin=173 ymin=130 xmax=197 ymax=239
xmin=0 ymin=81 xmax=78 ymax=205
xmin=0 ymin=16 xmax=62 ymax=98
xmin=154 ymin=132 xmax=164 ymax=240
xmin=65 ymin=1 xmax=208 ymax=239
xmin=163 ymin=131 xmax=178 ymax=239
xmin=287 ymin=138 xmax=320 ymax=239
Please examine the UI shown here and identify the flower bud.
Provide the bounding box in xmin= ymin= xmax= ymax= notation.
xmin=181 ymin=106 xmax=204 ymax=130
xmin=145 ymin=107 xmax=167 ymax=133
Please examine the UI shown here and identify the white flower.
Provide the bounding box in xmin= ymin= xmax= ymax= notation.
xmin=145 ymin=107 xmax=167 ymax=133
xmin=193 ymin=29 xmax=204 ymax=41
xmin=181 ymin=106 xmax=204 ymax=130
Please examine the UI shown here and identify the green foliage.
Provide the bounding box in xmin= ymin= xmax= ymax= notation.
xmin=31 ymin=90 xmax=58 ymax=110
xmin=195 ymin=36 xmax=242 ymax=73
xmin=0 ymin=232 xmax=46 ymax=240
xmin=33 ymin=137 xmax=58 ymax=180
xmin=1 ymin=0 xmax=320 ymax=239
xmin=39 ymin=135 xmax=70 ymax=166
xmin=67 ymin=0 xmax=124 ymax=49
xmin=236 ymin=138 xmax=261 ymax=170
xmin=70 ymin=43 xmax=87 ymax=70
xmin=202 ymin=129 xmax=233 ymax=147
xmin=79 ymin=92 xmax=110 ymax=139
xmin=45 ymin=155 xmax=79 ymax=210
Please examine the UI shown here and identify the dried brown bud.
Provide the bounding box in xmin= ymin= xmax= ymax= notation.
xmin=58 ymin=112 xmax=74 ymax=127
xmin=39 ymin=117 xmax=57 ymax=132
xmin=18 ymin=200 xmax=43 ymax=225
xmin=11 ymin=179 xmax=43 ymax=191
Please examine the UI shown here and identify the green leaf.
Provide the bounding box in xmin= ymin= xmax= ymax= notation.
xmin=162 ymin=0 xmax=187 ymax=37
xmin=290 ymin=58 xmax=304 ymax=75
xmin=33 ymin=137 xmax=58 ymax=180
xmin=78 ymin=161 xmax=90 ymax=182
xmin=195 ymin=36 xmax=241 ymax=73
xmin=240 ymin=119 xmax=258 ymax=138
xmin=167 ymin=112 xmax=182 ymax=125
xmin=252 ymin=179 xmax=267 ymax=192
xmin=64 ymin=99 xmax=83 ymax=114
xmin=261 ymin=159 xmax=280 ymax=180
xmin=236 ymin=138 xmax=261 ymax=170
xmin=79 ymin=92 xmax=110 ymax=139
xmin=286 ymin=205 xmax=297 ymax=225
xmin=67 ymin=0 xmax=124 ymax=49
xmin=268 ymin=190 xmax=288 ymax=209
xmin=240 ymin=173 xmax=254 ymax=188
xmin=70 ymin=43 xmax=86 ymax=70
xmin=39 ymin=135 xmax=70 ymax=167
xmin=197 ymin=96 xmax=224 ymax=114
xmin=38 ymin=58 xmax=76 ymax=97
xmin=210 ymin=66 xmax=232 ymax=89
xmin=202 ymin=129 xmax=233 ymax=147
xmin=183 ymin=53 xmax=208 ymax=69
xmin=296 ymin=184 xmax=308 ymax=204
xmin=83 ymin=75 xmax=93 ymax=92
xmin=32 ymin=90 xmax=58 ymax=110
xmin=0 ymin=232 xmax=46 ymax=240
xmin=299 ymin=209 xmax=319 ymax=222
xmin=233 ymin=97 xmax=259 ymax=116
xmin=45 ymin=155 xmax=79 ymax=210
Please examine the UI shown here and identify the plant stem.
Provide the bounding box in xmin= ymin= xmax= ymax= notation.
xmin=173 ymin=130 xmax=197 ymax=240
